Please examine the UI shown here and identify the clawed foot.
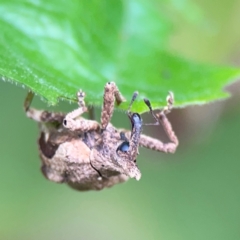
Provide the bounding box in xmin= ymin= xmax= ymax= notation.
xmin=77 ymin=90 xmax=87 ymax=111
xmin=161 ymin=91 xmax=174 ymax=115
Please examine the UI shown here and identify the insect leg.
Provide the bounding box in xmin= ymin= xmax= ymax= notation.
xmin=63 ymin=90 xmax=100 ymax=132
xmin=24 ymin=91 xmax=64 ymax=123
xmin=100 ymin=82 xmax=125 ymax=129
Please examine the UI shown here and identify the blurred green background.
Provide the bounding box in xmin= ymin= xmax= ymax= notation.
xmin=1 ymin=0 xmax=240 ymax=240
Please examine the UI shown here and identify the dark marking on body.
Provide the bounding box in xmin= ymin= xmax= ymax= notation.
xmin=39 ymin=132 xmax=59 ymax=159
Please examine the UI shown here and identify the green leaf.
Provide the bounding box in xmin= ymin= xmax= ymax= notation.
xmin=0 ymin=0 xmax=239 ymax=113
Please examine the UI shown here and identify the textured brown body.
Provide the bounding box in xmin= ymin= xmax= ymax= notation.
xmin=39 ymin=121 xmax=129 ymax=191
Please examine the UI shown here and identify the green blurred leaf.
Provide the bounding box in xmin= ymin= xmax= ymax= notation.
xmin=0 ymin=0 xmax=239 ymax=113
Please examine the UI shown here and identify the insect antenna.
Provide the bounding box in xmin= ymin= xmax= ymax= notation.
xmin=143 ymin=98 xmax=159 ymax=126
xmin=127 ymin=91 xmax=138 ymax=114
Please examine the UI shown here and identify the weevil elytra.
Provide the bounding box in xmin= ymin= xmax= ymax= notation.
xmin=24 ymin=82 xmax=178 ymax=191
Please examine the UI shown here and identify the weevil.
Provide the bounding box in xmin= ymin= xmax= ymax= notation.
xmin=24 ymin=82 xmax=178 ymax=191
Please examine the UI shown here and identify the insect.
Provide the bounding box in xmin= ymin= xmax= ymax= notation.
xmin=24 ymin=82 xmax=178 ymax=191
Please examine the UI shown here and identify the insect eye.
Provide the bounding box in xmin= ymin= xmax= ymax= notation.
xmin=117 ymin=141 xmax=129 ymax=152
xmin=63 ymin=119 xmax=67 ymax=126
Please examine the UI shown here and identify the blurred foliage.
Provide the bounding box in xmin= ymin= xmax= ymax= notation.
xmin=0 ymin=0 xmax=240 ymax=112
xmin=1 ymin=0 xmax=240 ymax=240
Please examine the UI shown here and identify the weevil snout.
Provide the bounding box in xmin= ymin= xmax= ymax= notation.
xmin=130 ymin=113 xmax=142 ymax=129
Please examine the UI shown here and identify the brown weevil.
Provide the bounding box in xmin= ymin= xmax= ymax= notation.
xmin=24 ymin=82 xmax=178 ymax=191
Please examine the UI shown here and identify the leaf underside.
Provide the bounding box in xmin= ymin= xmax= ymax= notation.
xmin=0 ymin=0 xmax=239 ymax=113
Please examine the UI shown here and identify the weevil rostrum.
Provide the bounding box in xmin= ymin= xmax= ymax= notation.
xmin=24 ymin=82 xmax=178 ymax=191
